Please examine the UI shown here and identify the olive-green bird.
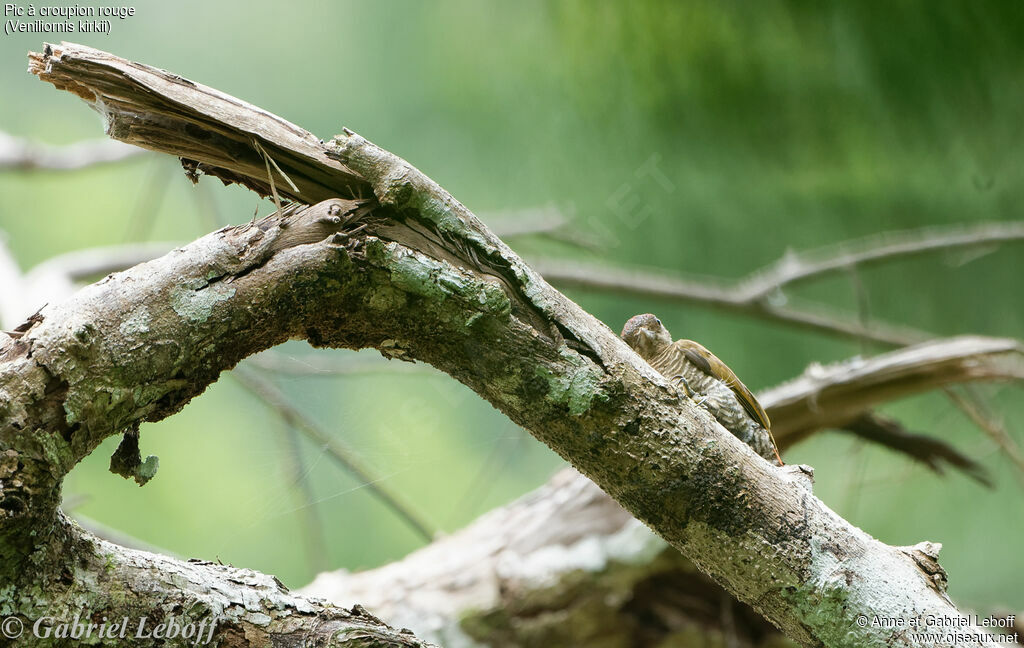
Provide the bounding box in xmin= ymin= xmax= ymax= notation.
xmin=621 ymin=313 xmax=783 ymax=465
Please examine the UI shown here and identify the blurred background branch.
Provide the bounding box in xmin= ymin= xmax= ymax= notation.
xmin=736 ymin=221 xmax=1024 ymax=302
xmin=231 ymin=366 xmax=437 ymax=543
xmin=0 ymin=130 xmax=147 ymax=171
xmin=532 ymin=256 xmax=930 ymax=346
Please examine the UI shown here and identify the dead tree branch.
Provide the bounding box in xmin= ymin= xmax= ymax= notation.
xmin=0 ymin=215 xmax=574 ymax=329
xmin=0 ymin=41 xmax=1011 ymax=647
xmin=837 ymin=412 xmax=991 ymax=486
xmin=761 ymin=336 xmax=1024 ymax=446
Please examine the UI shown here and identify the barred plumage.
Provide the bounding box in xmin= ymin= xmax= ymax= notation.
xmin=621 ymin=313 xmax=782 ymax=465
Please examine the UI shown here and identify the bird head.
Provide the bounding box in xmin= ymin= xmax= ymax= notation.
xmin=620 ymin=313 xmax=672 ymax=360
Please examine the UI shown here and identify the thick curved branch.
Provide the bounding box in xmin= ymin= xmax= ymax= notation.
xmin=0 ymin=210 xmax=577 ymax=329
xmin=3 ymin=41 xmax=1010 ymax=647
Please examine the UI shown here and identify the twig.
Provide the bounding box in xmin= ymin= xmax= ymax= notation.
xmin=0 ymin=130 xmax=146 ymax=170
xmin=838 ymin=412 xmax=991 ymax=487
xmin=737 ymin=221 xmax=1024 ymax=302
xmin=231 ymin=366 xmax=436 ymax=542
xmin=483 ymin=204 xmax=602 ymax=249
xmin=482 ymin=204 xmax=571 ymax=238
xmin=280 ymin=425 xmax=330 ymax=573
xmin=123 ymin=157 xmax=174 ymax=242
xmin=254 ymin=139 xmax=298 ymax=214
xmin=943 ymin=385 xmax=1024 ymax=482
xmin=534 ymin=258 xmax=929 ymax=346
xmin=535 ymin=220 xmax=1024 ymax=347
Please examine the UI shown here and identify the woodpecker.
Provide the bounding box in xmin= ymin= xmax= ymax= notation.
xmin=621 ymin=313 xmax=783 ymax=465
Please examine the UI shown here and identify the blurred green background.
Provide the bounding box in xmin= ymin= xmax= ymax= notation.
xmin=1 ymin=0 xmax=1022 ymax=612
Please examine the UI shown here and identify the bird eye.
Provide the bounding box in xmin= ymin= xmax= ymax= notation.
xmin=655 ymin=318 xmax=661 ymax=325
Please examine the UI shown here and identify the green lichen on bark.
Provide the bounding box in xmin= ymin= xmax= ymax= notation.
xmin=781 ymin=580 xmax=862 ymax=648
xmin=534 ymin=348 xmax=605 ymax=416
xmin=366 ymin=240 xmax=511 ymax=318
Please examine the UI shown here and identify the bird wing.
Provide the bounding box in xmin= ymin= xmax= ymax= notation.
xmin=672 ymin=340 xmax=772 ymax=431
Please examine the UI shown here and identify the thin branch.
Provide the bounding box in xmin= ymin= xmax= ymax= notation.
xmin=535 ymin=219 xmax=1024 ymax=348
xmin=122 ymin=157 xmax=174 ymax=242
xmin=534 ymin=258 xmax=929 ymax=346
xmin=482 ymin=204 xmax=570 ymax=237
xmin=485 ymin=204 xmax=603 ymax=249
xmin=838 ymin=412 xmax=992 ymax=487
xmin=280 ymin=425 xmax=330 ymax=574
xmin=943 ymin=385 xmax=1024 ymax=482
xmin=231 ymin=366 xmax=436 ymax=542
xmin=0 ymin=130 xmax=146 ymax=170
xmin=737 ymin=221 xmax=1024 ymax=302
